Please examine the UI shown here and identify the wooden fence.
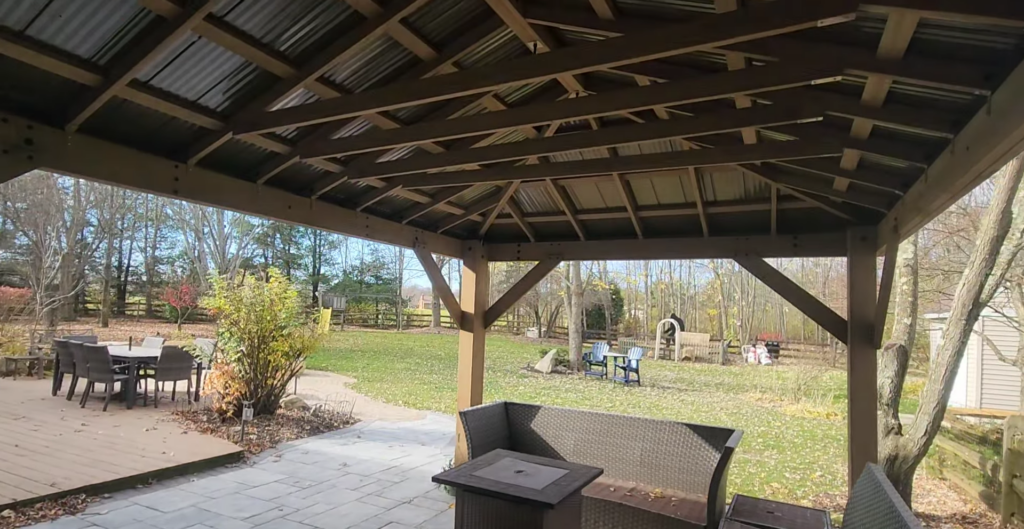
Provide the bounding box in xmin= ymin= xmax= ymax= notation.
xmin=78 ymin=300 xmax=214 ymax=321
xmin=327 ymin=309 xmax=568 ymax=338
xmin=929 ymin=411 xmax=1009 ymax=520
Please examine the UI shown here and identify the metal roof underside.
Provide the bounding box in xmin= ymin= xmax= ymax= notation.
xmin=0 ymin=0 xmax=1022 ymax=246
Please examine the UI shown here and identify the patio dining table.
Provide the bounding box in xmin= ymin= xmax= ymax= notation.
xmin=106 ymin=345 xmax=203 ymax=409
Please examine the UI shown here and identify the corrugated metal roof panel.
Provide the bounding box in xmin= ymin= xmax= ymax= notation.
xmin=216 ymin=0 xmax=360 ymax=62
xmin=405 ymin=0 xmax=489 ymax=48
xmin=701 ymin=166 xmax=765 ymax=202
xmin=0 ymin=0 xmax=47 ymax=32
xmin=79 ymin=97 xmax=204 ymax=159
xmin=324 ymin=34 xmax=418 ymax=93
xmin=14 ymin=0 xmax=157 ymax=65
xmin=139 ymin=36 xmax=278 ymax=114
xmin=0 ymin=54 xmax=86 ymax=126
xmin=616 ymin=0 xmax=715 ymax=17
xmin=455 ymin=27 xmax=523 ymax=69
xmin=199 ymin=136 xmax=278 ymax=181
xmin=515 ymin=185 xmax=560 ymax=214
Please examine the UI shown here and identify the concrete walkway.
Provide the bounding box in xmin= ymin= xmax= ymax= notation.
xmin=32 ymin=414 xmax=457 ymax=529
xmin=293 ymin=371 xmax=426 ymax=423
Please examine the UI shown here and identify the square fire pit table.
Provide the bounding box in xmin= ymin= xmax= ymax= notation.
xmin=433 ymin=448 xmax=603 ymax=529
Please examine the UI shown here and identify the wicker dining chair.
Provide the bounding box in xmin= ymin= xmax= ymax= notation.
xmin=141 ymin=336 xmax=165 ymax=349
xmin=146 ymin=346 xmax=195 ymax=408
xmin=80 ymin=343 xmax=129 ymax=412
xmin=51 ymin=338 xmax=76 ymax=396
xmin=65 ymin=340 xmax=93 ymax=403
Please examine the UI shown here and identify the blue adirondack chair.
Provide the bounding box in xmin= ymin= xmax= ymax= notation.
xmin=583 ymin=342 xmax=610 ymax=379
xmin=613 ymin=346 xmax=645 ymax=386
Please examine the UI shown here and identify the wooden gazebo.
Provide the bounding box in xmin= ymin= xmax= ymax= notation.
xmin=2 ymin=0 xmax=1024 ymax=486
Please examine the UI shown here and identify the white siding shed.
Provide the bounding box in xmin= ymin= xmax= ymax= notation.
xmin=927 ymin=305 xmax=1021 ymax=413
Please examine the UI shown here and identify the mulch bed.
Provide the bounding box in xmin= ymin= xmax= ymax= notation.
xmin=0 ymin=495 xmax=95 ymax=529
xmin=171 ymin=407 xmax=357 ymax=456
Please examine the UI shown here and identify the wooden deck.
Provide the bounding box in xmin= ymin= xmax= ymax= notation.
xmin=0 ymin=377 xmax=242 ymax=509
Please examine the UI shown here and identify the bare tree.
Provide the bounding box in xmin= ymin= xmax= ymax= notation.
xmin=878 ymin=153 xmax=1024 ymax=504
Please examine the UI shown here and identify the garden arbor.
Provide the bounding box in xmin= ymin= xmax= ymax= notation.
xmin=3 ymin=0 xmax=1024 ymax=489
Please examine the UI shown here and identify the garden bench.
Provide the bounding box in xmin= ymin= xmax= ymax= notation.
xmin=460 ymin=401 xmax=743 ymax=529
xmin=1 ymin=354 xmax=45 ymax=379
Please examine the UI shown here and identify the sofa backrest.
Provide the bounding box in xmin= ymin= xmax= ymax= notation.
xmin=504 ymin=402 xmax=738 ymax=496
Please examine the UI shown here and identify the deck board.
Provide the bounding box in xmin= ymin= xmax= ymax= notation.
xmin=0 ymin=378 xmax=241 ymax=508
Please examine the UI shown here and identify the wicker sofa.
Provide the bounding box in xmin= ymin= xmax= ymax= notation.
xmin=460 ymin=401 xmax=743 ymax=529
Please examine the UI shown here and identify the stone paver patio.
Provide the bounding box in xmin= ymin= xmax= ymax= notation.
xmin=32 ymin=414 xmax=457 ymax=529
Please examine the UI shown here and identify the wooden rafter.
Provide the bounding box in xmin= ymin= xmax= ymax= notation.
xmin=354 ymin=182 xmax=403 ymax=211
xmin=185 ymin=0 xmax=431 ymax=165
xmin=485 ymin=259 xmax=562 ymax=327
xmin=612 ymin=173 xmax=643 ymax=238
xmin=861 ymin=0 xmax=1024 ymax=27
xmin=485 ymin=0 xmax=587 ymax=94
xmin=348 ymin=104 xmax=823 ymax=181
xmin=413 ymin=246 xmax=463 ymax=329
xmin=394 ymin=141 xmax=844 ymax=189
xmin=689 ymin=168 xmax=710 ymax=237
xmin=735 ymin=256 xmax=849 ymax=344
xmin=479 ymin=182 xmax=522 ymax=237
xmin=747 ymin=164 xmax=895 ymax=212
xmin=397 ymin=185 xmax=474 ymax=224
xmin=835 ymin=12 xmax=920 ymax=191
xmin=258 ymin=18 xmax=513 ymax=187
xmin=524 ymin=5 xmax=997 ymax=94
xmin=548 ymin=179 xmax=586 ymax=240
xmin=738 ymin=164 xmax=862 ymax=221
xmin=234 ymin=0 xmax=858 ymax=134
xmin=65 ymin=0 xmax=216 ymax=132
xmin=770 ymin=186 xmax=778 ymax=235
xmin=777 ymin=159 xmax=913 ymax=193
xmin=437 ymin=191 xmax=504 ymax=233
xmin=300 ymin=64 xmax=840 ymax=160
xmin=505 ymin=197 xmax=537 ymax=242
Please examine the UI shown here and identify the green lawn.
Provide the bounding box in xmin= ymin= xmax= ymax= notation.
xmin=309 ymin=331 xmax=850 ymax=506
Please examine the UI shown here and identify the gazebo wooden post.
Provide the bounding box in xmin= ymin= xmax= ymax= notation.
xmin=846 ymin=227 xmax=878 ymax=489
xmin=455 ymin=243 xmax=489 ymax=465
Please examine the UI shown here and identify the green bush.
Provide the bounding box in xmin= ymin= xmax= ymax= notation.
xmin=202 ymin=269 xmax=325 ymax=418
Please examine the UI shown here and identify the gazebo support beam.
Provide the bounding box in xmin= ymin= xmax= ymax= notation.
xmin=847 ymin=227 xmax=879 ymax=490
xmin=734 ymin=256 xmax=849 ymax=345
xmin=0 ymin=155 xmax=37 ymax=185
xmin=485 ymin=259 xmax=562 ymax=328
xmin=455 ymin=243 xmax=489 ymax=464
xmin=413 ymin=246 xmax=463 ymax=330
xmin=0 ymin=112 xmax=463 ymax=258
xmin=874 ymin=238 xmax=899 ymax=348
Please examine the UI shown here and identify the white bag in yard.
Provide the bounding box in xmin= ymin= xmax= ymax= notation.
xmin=756 ymin=344 xmax=773 ymax=365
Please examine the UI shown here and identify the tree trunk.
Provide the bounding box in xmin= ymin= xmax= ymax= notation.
xmin=877 ymin=154 xmax=1024 ymax=505
xmin=567 ymin=262 xmax=584 ymax=371
xmin=99 ymin=229 xmax=114 ymax=328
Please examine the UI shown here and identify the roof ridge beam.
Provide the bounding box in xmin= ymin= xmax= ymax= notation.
xmin=301 ymin=64 xmax=840 ymax=160
xmin=393 ymin=140 xmax=844 ymax=188
xmin=348 ymin=103 xmax=825 ymax=180
xmin=234 ymin=0 xmax=859 ymax=134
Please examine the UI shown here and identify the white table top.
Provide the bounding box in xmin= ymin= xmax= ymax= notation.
xmin=603 ymin=352 xmax=626 ymax=357
xmin=106 ymin=345 xmax=162 ymax=359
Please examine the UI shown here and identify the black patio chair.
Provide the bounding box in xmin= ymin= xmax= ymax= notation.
xmin=144 ymin=346 xmax=195 ymax=408
xmin=65 ymin=340 xmax=91 ymax=403
xmin=80 ymin=343 xmax=129 ymax=412
xmin=51 ymin=338 xmax=75 ymax=396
